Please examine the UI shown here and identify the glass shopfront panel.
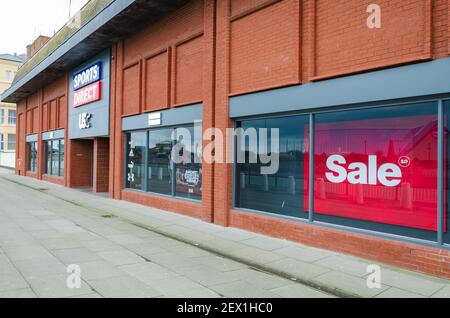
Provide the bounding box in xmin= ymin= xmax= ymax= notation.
xmin=125 ymin=124 xmax=202 ymax=201
xmin=148 ymin=128 xmax=173 ymax=195
xmin=311 ymin=102 xmax=438 ymax=240
xmin=45 ymin=139 xmax=64 ymax=177
xmin=126 ymin=131 xmax=146 ymax=191
xmin=59 ymin=140 xmax=65 ymax=177
xmin=235 ymin=115 xmax=309 ymax=218
xmin=27 ymin=142 xmax=38 ymax=172
xmin=174 ymin=126 xmax=202 ymax=201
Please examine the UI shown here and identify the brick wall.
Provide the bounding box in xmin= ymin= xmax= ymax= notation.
xmin=121 ymin=0 xmax=205 ymax=117
xmin=93 ymin=138 xmax=109 ymax=193
xmin=122 ymin=190 xmax=203 ymax=219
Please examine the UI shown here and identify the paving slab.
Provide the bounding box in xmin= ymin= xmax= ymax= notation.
xmin=12 ymin=258 xmax=67 ymax=279
xmin=231 ymin=247 xmax=287 ymax=264
xmin=75 ymin=260 xmax=126 ymax=281
xmin=314 ymin=271 xmax=388 ymax=298
xmin=26 ymin=274 xmax=93 ymax=298
xmin=99 ymin=250 xmax=146 ymax=266
xmin=267 ymin=258 xmax=331 ymax=280
xmin=270 ymin=284 xmax=334 ymax=298
xmin=119 ymin=262 xmax=180 ymax=284
xmin=314 ymin=255 xmax=371 ymax=278
xmin=274 ymin=245 xmax=334 ymax=263
xmin=375 ymin=287 xmax=426 ymax=298
xmin=241 ymin=236 xmax=290 ymax=251
xmin=228 ymin=268 xmax=295 ymax=290
xmin=0 ymin=288 xmax=37 ymax=298
xmin=52 ymin=247 xmax=102 ymax=264
xmin=431 ymin=285 xmax=450 ymax=298
xmin=172 ymin=264 xmax=241 ymax=287
xmin=0 ymin=271 xmax=29 ymax=292
xmin=209 ymin=280 xmax=281 ymax=298
xmin=88 ymin=276 xmax=161 ymax=298
xmin=376 ymin=268 xmax=445 ymax=297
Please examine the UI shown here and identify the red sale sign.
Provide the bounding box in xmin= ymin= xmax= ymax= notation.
xmin=73 ymin=81 xmax=102 ymax=107
xmin=304 ymin=113 xmax=440 ymax=231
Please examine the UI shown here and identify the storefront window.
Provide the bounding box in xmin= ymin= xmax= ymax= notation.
xmin=235 ymin=115 xmax=309 ymax=218
xmin=27 ymin=142 xmax=38 ymax=172
xmin=125 ymin=124 xmax=202 ymax=201
xmin=59 ymin=140 xmax=65 ymax=177
xmin=312 ymin=102 xmax=438 ymax=240
xmin=148 ymin=129 xmax=173 ymax=195
xmin=174 ymin=126 xmax=202 ymax=200
xmin=45 ymin=139 xmax=64 ymax=177
xmin=126 ymin=131 xmax=146 ymax=190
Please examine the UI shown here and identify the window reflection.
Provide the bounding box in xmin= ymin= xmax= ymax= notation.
xmin=236 ymin=115 xmax=309 ymax=218
xmin=148 ymin=129 xmax=173 ymax=195
xmin=126 ymin=131 xmax=146 ymax=190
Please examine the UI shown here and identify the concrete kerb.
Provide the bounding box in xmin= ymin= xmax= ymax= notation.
xmin=1 ymin=174 xmax=358 ymax=298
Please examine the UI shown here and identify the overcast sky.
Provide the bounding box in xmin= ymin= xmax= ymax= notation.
xmin=0 ymin=0 xmax=89 ymax=55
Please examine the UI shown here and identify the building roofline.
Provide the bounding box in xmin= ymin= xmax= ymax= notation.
xmin=1 ymin=0 xmax=188 ymax=103
xmin=0 ymin=54 xmax=27 ymax=63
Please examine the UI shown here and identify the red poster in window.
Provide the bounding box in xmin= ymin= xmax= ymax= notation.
xmin=304 ymin=114 xmax=441 ymax=231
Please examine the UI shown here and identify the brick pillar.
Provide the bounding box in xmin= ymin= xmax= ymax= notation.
xmin=93 ymin=137 xmax=110 ymax=193
xmin=201 ymin=0 xmax=216 ymax=223
xmin=213 ymin=0 xmax=232 ymax=226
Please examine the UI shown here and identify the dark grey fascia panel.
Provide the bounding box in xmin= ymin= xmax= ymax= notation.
xmin=68 ymin=49 xmax=111 ymax=139
xmin=122 ymin=104 xmax=202 ymax=131
xmin=25 ymin=134 xmax=38 ymax=142
xmin=42 ymin=129 xmax=65 ymax=141
xmin=1 ymin=0 xmax=134 ymax=102
xmin=230 ymin=57 xmax=450 ymax=118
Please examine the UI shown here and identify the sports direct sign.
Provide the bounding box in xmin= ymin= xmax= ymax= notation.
xmin=73 ymin=61 xmax=102 ymax=90
xmin=72 ymin=61 xmax=102 ymax=107
xmin=73 ymin=81 xmax=102 ymax=108
xmin=304 ymin=113 xmax=440 ymax=231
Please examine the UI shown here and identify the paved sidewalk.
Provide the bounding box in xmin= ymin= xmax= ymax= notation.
xmin=0 ymin=168 xmax=449 ymax=298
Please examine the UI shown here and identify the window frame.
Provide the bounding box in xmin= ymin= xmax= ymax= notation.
xmin=7 ymin=134 xmax=15 ymax=151
xmin=7 ymin=110 xmax=16 ymax=125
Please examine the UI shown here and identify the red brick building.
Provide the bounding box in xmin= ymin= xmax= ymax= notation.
xmin=2 ymin=0 xmax=450 ymax=278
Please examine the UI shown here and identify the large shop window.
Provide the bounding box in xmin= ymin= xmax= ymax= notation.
xmin=148 ymin=128 xmax=173 ymax=196
xmin=126 ymin=131 xmax=146 ymax=191
xmin=311 ymin=102 xmax=438 ymax=240
xmin=235 ymin=115 xmax=309 ymax=218
xmin=27 ymin=142 xmax=38 ymax=172
xmin=174 ymin=126 xmax=202 ymax=201
xmin=234 ymin=102 xmax=441 ymax=242
xmin=45 ymin=139 xmax=64 ymax=177
xmin=125 ymin=125 xmax=202 ymax=201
